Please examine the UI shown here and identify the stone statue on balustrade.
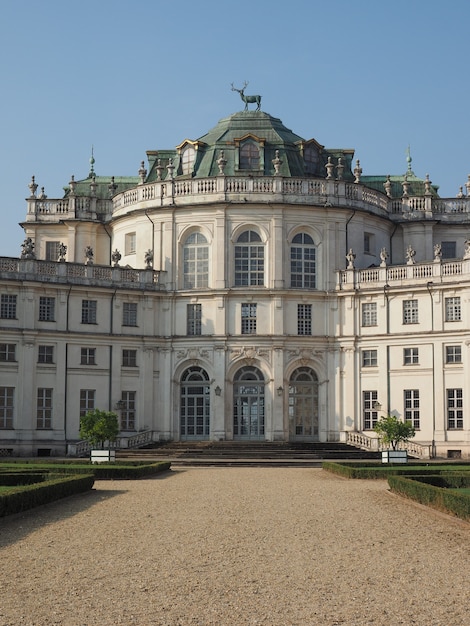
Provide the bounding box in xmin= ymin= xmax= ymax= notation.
xmin=405 ymin=244 xmax=416 ymax=265
xmin=20 ymin=237 xmax=36 ymax=260
xmin=464 ymin=239 xmax=470 ymax=260
xmin=84 ymin=246 xmax=94 ymax=265
xmin=380 ymin=247 xmax=388 ymax=267
xmin=346 ymin=248 xmax=356 ymax=269
xmin=58 ymin=243 xmax=67 ymax=262
xmin=433 ymin=242 xmax=442 ymax=262
xmin=145 ymin=249 xmax=153 ymax=269
xmin=111 ymin=249 xmax=121 ymax=267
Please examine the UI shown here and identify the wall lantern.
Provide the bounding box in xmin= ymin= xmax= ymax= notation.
xmin=373 ymin=401 xmax=382 ymax=411
xmin=214 ymin=385 xmax=222 ymax=396
xmin=114 ymin=399 xmax=126 ymax=411
xmin=277 ymin=386 xmax=284 ymax=396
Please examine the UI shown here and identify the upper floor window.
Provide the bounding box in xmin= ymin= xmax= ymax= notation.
xmin=303 ymin=146 xmax=319 ymax=175
xmin=39 ymin=296 xmax=55 ymax=322
xmin=239 ymin=141 xmax=259 ymax=170
xmin=122 ymin=349 xmax=137 ymax=368
xmin=0 ymin=343 xmax=16 ymax=362
xmin=364 ymin=233 xmax=374 ymax=255
xmin=38 ymin=345 xmax=54 ymax=364
xmin=403 ymin=299 xmax=418 ymax=324
xmin=241 ymin=303 xmax=257 ymax=334
xmin=291 ymin=233 xmax=316 ymax=288
xmin=182 ymin=146 xmax=196 ymax=175
xmin=122 ymin=302 xmax=138 ymax=327
xmin=234 ymin=231 xmax=264 ymax=286
xmin=362 ymin=302 xmax=377 ymax=327
xmin=45 ymin=241 xmax=61 ymax=261
xmin=125 ymin=232 xmax=136 ymax=255
xmin=441 ymin=241 xmax=456 ymax=259
xmin=362 ymin=350 xmax=377 ymax=367
xmin=187 ymin=303 xmax=202 ymax=336
xmin=183 ymin=233 xmax=209 ymax=289
xmin=297 ymin=304 xmax=312 ymax=335
xmin=445 ymin=297 xmax=461 ymax=322
xmin=1 ymin=294 xmax=17 ymax=319
xmin=80 ymin=389 xmax=95 ymax=417
xmin=404 ymin=347 xmax=419 ymax=365
xmin=446 ymin=345 xmax=462 ymax=364
xmin=81 ymin=347 xmax=96 ymax=365
xmin=81 ymin=300 xmax=97 ymax=324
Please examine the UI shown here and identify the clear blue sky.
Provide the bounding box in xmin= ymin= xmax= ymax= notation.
xmin=0 ymin=0 xmax=469 ymax=257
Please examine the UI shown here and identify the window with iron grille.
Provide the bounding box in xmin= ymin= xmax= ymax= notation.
xmin=122 ymin=349 xmax=137 ymax=367
xmin=290 ymin=233 xmax=316 ymax=288
xmin=447 ymin=388 xmax=463 ymax=429
xmin=404 ymin=389 xmax=420 ymax=429
xmin=362 ymin=350 xmax=378 ymax=367
xmin=37 ymin=388 xmax=52 ymax=429
xmin=234 ymin=231 xmax=264 ymax=286
xmin=445 ymin=297 xmax=461 ymax=322
xmin=0 ymin=343 xmax=16 ymax=362
xmin=38 ymin=345 xmax=54 ymax=364
xmin=1 ymin=294 xmax=17 ymax=319
xmin=446 ymin=345 xmax=462 ymax=364
xmin=403 ymin=299 xmax=418 ymax=324
xmin=80 ymin=347 xmax=96 ymax=365
xmin=120 ymin=391 xmax=136 ymax=430
xmin=241 ymin=303 xmax=257 ymax=334
xmin=297 ymin=304 xmax=312 ymax=335
xmin=79 ymin=389 xmax=96 ymax=417
xmin=363 ymin=390 xmax=378 ymax=430
xmin=362 ymin=302 xmax=377 ymax=327
xmin=39 ymin=296 xmax=55 ymax=321
xmin=183 ymin=233 xmax=209 ymax=289
xmin=81 ymin=300 xmax=97 ymax=324
xmin=187 ymin=303 xmax=202 ymax=336
xmin=404 ymin=347 xmax=419 ymax=365
xmin=122 ymin=302 xmax=138 ymax=327
xmin=0 ymin=387 xmax=14 ymax=429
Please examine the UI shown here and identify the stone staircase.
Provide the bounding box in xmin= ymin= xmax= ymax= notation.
xmin=116 ymin=440 xmax=381 ymax=467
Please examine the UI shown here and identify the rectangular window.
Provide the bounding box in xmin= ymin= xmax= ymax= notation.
xmin=297 ymin=304 xmax=312 ymax=335
xmin=364 ymin=232 xmax=374 ymax=254
xmin=403 ymin=299 xmax=418 ymax=324
xmin=122 ymin=302 xmax=138 ymax=327
xmin=187 ymin=303 xmax=202 ymax=336
xmin=241 ymin=303 xmax=257 ymax=334
xmin=125 ymin=232 xmax=136 ymax=255
xmin=446 ymin=345 xmax=462 ymax=364
xmin=38 ymin=345 xmax=54 ymax=364
xmin=79 ymin=389 xmax=95 ymax=417
xmin=45 ymin=241 xmax=61 ymax=261
xmin=0 ymin=387 xmax=14 ymax=429
xmin=362 ymin=350 xmax=378 ymax=367
xmin=80 ymin=347 xmax=96 ymax=365
xmin=363 ymin=390 xmax=378 ymax=430
xmin=39 ymin=296 xmax=55 ymax=321
xmin=81 ymin=300 xmax=97 ymax=324
xmin=120 ymin=391 xmax=136 ymax=430
xmin=441 ymin=241 xmax=456 ymax=259
xmin=404 ymin=347 xmax=419 ymax=365
xmin=0 ymin=294 xmax=17 ymax=319
xmin=404 ymin=389 xmax=420 ymax=429
xmin=445 ymin=297 xmax=461 ymax=322
xmin=362 ymin=302 xmax=377 ymax=327
xmin=447 ymin=388 xmax=463 ymax=429
xmin=0 ymin=343 xmax=16 ymax=362
xmin=122 ymin=349 xmax=137 ymax=367
xmin=37 ymin=388 xmax=52 ymax=429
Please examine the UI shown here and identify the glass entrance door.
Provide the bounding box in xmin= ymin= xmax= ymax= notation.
xmin=233 ymin=367 xmax=265 ymax=439
xmin=180 ymin=367 xmax=210 ymax=440
xmin=289 ymin=367 xmax=319 ymax=441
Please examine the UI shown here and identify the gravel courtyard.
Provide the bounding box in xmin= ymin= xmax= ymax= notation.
xmin=0 ymin=467 xmax=468 ymax=626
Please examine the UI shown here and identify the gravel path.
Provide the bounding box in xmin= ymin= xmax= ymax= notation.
xmin=0 ymin=467 xmax=469 ymax=626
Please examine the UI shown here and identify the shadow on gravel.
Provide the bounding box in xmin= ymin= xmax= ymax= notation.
xmin=0 ymin=487 xmax=126 ymax=548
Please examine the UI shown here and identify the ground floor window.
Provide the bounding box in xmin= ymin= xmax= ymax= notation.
xmin=37 ymin=388 xmax=52 ymax=429
xmin=404 ymin=389 xmax=420 ymax=429
xmin=180 ymin=367 xmax=210 ymax=439
xmin=80 ymin=389 xmax=95 ymax=417
xmin=447 ymin=388 xmax=463 ymax=429
xmin=233 ymin=366 xmax=265 ymax=439
xmin=121 ymin=391 xmax=136 ymax=430
xmin=363 ymin=390 xmax=378 ymax=430
xmin=289 ymin=367 xmax=319 ymax=439
xmin=0 ymin=387 xmax=14 ymax=429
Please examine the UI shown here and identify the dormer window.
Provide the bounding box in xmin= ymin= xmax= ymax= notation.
xmin=239 ymin=141 xmax=259 ymax=170
xmin=304 ymin=146 xmax=319 ymax=175
xmin=182 ymin=146 xmax=196 ymax=175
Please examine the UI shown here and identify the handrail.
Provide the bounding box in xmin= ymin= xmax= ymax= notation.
xmin=346 ymin=431 xmax=431 ymax=459
xmin=67 ymin=430 xmax=154 ymax=457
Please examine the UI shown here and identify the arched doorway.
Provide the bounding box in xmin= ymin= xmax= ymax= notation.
xmin=289 ymin=367 xmax=319 ymax=441
xmin=233 ymin=366 xmax=265 ymax=439
xmin=180 ymin=366 xmax=210 ymax=440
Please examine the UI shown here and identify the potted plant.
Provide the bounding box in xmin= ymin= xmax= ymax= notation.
xmin=373 ymin=414 xmax=415 ymax=463
xmin=79 ymin=409 xmax=120 ymax=463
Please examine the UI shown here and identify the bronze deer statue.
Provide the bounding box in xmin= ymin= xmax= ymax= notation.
xmin=231 ymin=82 xmax=261 ymax=111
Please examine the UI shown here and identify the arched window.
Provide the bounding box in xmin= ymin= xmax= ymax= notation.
xmin=181 ymin=146 xmax=196 ymax=175
xmin=234 ymin=230 xmax=264 ymax=286
xmin=180 ymin=367 xmax=210 ymax=439
xmin=289 ymin=367 xmax=319 ymax=440
xmin=290 ymin=233 xmax=316 ymax=288
xmin=239 ymin=141 xmax=259 ymax=170
xmin=183 ymin=232 xmax=209 ymax=289
xmin=233 ymin=366 xmax=265 ymax=439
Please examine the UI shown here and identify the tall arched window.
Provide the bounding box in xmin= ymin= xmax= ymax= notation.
xmin=181 ymin=146 xmax=196 ymax=175
xmin=180 ymin=367 xmax=210 ymax=439
xmin=239 ymin=141 xmax=259 ymax=170
xmin=289 ymin=367 xmax=319 ymax=440
xmin=234 ymin=230 xmax=264 ymax=286
xmin=183 ymin=232 xmax=209 ymax=289
xmin=233 ymin=366 xmax=265 ymax=439
xmin=290 ymin=233 xmax=316 ymax=288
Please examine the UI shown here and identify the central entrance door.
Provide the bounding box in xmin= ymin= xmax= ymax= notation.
xmin=289 ymin=367 xmax=319 ymax=441
xmin=180 ymin=366 xmax=210 ymax=440
xmin=233 ymin=366 xmax=265 ymax=439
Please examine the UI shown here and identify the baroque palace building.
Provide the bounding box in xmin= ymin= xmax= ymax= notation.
xmin=1 ymin=104 xmax=470 ymax=458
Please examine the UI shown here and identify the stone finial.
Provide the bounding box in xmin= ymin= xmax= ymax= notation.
xmin=155 ymin=159 xmax=164 ymax=181
xmin=69 ymin=175 xmax=76 ymax=196
xmin=466 ymin=175 xmax=470 ymax=198
xmin=402 ymin=175 xmax=409 ymax=198
xmin=90 ymin=176 xmax=97 ymax=197
xmin=217 ymin=150 xmax=227 ymax=175
xmin=336 ymin=157 xmax=344 ymax=181
xmin=139 ymin=161 xmax=147 ymax=184
xmin=272 ymin=150 xmax=282 ymax=175
xmin=38 ymin=187 xmax=47 ymax=199
xmin=58 ymin=242 xmax=67 ymax=262
xmin=108 ymin=176 xmax=118 ymax=197
xmin=346 ymin=248 xmax=356 ymax=269
xmin=111 ymin=249 xmax=121 ymax=267
xmin=433 ymin=242 xmax=442 ymax=262
xmin=166 ymin=158 xmax=175 ymax=180
xmin=384 ymin=175 xmax=392 ymax=198
xmin=405 ymin=244 xmax=416 ymax=265
xmin=353 ymin=159 xmax=362 ymax=184
xmin=84 ymin=246 xmax=94 ymax=265
xmin=144 ymin=249 xmax=153 ymax=268
xmin=20 ymin=237 xmax=36 ymax=260
xmin=325 ymin=156 xmax=334 ymax=180
xmin=457 ymin=186 xmax=465 ymax=198
xmin=380 ymin=247 xmax=388 ymax=267
xmin=28 ymin=175 xmax=38 ymax=198
xmin=424 ymin=174 xmax=432 ymax=196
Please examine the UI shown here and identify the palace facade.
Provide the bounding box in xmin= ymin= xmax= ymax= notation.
xmin=1 ymin=108 xmax=470 ymax=458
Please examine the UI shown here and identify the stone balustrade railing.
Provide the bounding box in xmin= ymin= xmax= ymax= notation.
xmin=24 ymin=176 xmax=470 ymax=223
xmin=0 ymin=257 xmax=165 ymax=290
xmin=346 ymin=431 xmax=431 ymax=459
xmin=67 ymin=430 xmax=155 ymax=457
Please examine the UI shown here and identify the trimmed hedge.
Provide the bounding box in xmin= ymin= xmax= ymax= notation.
xmin=0 ymin=474 xmax=95 ymax=517
xmin=0 ymin=461 xmax=171 ymax=480
xmin=0 ymin=472 xmax=46 ymax=486
xmin=387 ymin=474 xmax=470 ymax=521
xmin=322 ymin=461 xmax=470 ymax=480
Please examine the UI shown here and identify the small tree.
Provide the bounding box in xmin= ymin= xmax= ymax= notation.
xmin=373 ymin=414 xmax=415 ymax=450
xmin=79 ymin=409 xmax=119 ymax=449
